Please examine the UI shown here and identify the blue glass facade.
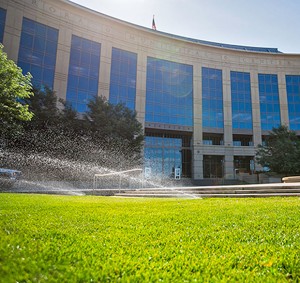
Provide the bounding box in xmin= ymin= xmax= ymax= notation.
xmin=286 ymin=75 xmax=300 ymax=130
xmin=3 ymin=0 xmax=300 ymax=183
xmin=109 ymin=48 xmax=137 ymax=110
xmin=230 ymin=71 xmax=253 ymax=130
xmin=66 ymin=35 xmax=101 ymax=113
xmin=258 ymin=74 xmax=281 ymax=131
xmin=202 ymin=67 xmax=224 ymax=129
xmin=0 ymin=8 xmax=6 ymax=43
xmin=17 ymin=18 xmax=58 ymax=89
xmin=144 ymin=136 xmax=182 ymax=177
xmin=145 ymin=57 xmax=193 ymax=126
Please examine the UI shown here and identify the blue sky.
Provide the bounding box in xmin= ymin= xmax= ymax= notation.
xmin=71 ymin=0 xmax=300 ymax=53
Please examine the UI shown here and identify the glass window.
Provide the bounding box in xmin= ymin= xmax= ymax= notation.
xmin=66 ymin=35 xmax=101 ymax=113
xmin=0 ymin=8 xmax=6 ymax=43
xmin=230 ymin=71 xmax=253 ymax=130
xmin=258 ymin=74 xmax=280 ymax=130
xmin=203 ymin=155 xmax=224 ymax=178
xmin=145 ymin=57 xmax=193 ymax=127
xmin=20 ymin=33 xmax=33 ymax=49
xmin=144 ymin=132 xmax=192 ymax=178
xmin=286 ymin=75 xmax=300 ymax=130
xmin=234 ymin=156 xmax=254 ymax=173
xmin=109 ymin=47 xmax=137 ymax=110
xmin=233 ymin=135 xmax=253 ymax=146
xmin=43 ymin=54 xmax=56 ymax=67
xmin=17 ymin=18 xmax=58 ymax=89
xmin=203 ymin=133 xmax=224 ymax=145
xmin=202 ymin=67 xmax=223 ymax=129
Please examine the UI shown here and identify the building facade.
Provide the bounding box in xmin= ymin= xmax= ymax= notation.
xmin=1 ymin=0 xmax=300 ymax=182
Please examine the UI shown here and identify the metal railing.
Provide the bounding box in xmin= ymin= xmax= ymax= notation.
xmin=93 ymin=168 xmax=143 ymax=192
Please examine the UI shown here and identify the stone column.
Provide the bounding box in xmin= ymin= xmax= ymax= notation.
xmin=192 ymin=64 xmax=203 ymax=180
xmin=250 ymin=70 xmax=262 ymax=146
xmin=278 ymin=72 xmax=289 ymax=127
xmin=98 ymin=41 xmax=112 ymax=100
xmin=224 ymin=151 xmax=234 ymax=179
xmin=222 ymin=67 xmax=234 ymax=178
xmin=53 ymin=27 xmax=72 ymax=104
xmin=250 ymin=70 xmax=262 ymax=171
xmin=135 ymin=52 xmax=147 ymax=127
xmin=2 ymin=5 xmax=22 ymax=62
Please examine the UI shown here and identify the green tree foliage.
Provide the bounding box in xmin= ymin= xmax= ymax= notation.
xmin=256 ymin=125 xmax=300 ymax=174
xmin=11 ymin=87 xmax=62 ymax=155
xmin=25 ymin=86 xmax=59 ymax=129
xmin=6 ymin=89 xmax=144 ymax=180
xmin=86 ymin=96 xmax=144 ymax=154
xmin=0 ymin=44 xmax=33 ymax=138
xmin=16 ymin=88 xmax=88 ymax=160
xmin=59 ymin=98 xmax=83 ymax=133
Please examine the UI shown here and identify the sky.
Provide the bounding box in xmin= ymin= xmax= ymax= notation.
xmin=70 ymin=0 xmax=300 ymax=54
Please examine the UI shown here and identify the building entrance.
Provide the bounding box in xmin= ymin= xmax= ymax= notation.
xmin=144 ymin=131 xmax=192 ymax=178
xmin=203 ymin=155 xmax=224 ymax=178
xmin=234 ymin=156 xmax=254 ymax=174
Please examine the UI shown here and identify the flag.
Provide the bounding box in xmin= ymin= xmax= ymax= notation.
xmin=152 ymin=16 xmax=156 ymax=30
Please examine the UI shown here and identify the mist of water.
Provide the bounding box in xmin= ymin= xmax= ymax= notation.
xmin=0 ymin=137 xmax=197 ymax=198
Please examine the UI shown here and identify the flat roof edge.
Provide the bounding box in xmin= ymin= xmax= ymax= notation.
xmin=66 ymin=0 xmax=282 ymax=54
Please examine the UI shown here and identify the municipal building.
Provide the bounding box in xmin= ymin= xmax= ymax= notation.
xmin=1 ymin=0 xmax=300 ymax=183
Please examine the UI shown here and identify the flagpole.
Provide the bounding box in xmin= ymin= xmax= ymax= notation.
xmin=152 ymin=15 xmax=156 ymax=30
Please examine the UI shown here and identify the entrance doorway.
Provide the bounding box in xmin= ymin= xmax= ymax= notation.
xmin=203 ymin=155 xmax=224 ymax=178
xmin=144 ymin=131 xmax=192 ymax=178
xmin=234 ymin=156 xmax=254 ymax=174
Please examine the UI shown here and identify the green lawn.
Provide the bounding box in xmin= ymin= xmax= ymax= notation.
xmin=0 ymin=194 xmax=300 ymax=282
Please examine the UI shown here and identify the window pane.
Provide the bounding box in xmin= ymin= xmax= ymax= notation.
xmin=230 ymin=71 xmax=253 ymax=130
xmin=286 ymin=75 xmax=300 ymax=130
xmin=17 ymin=18 xmax=58 ymax=89
xmin=109 ymin=47 xmax=137 ymax=110
xmin=145 ymin=57 xmax=193 ymax=127
xmin=66 ymin=35 xmax=101 ymax=113
xmin=258 ymin=74 xmax=280 ymax=130
xmin=202 ymin=67 xmax=223 ymax=129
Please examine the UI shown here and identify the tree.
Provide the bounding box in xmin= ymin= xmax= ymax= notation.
xmin=86 ymin=96 xmax=144 ymax=155
xmin=25 ymin=86 xmax=59 ymax=130
xmin=59 ymin=98 xmax=81 ymax=132
xmin=0 ymin=44 xmax=33 ymax=138
xmin=3 ymin=88 xmax=144 ymax=181
xmin=256 ymin=125 xmax=300 ymax=175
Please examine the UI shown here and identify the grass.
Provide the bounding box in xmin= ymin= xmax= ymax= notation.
xmin=0 ymin=194 xmax=300 ymax=282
